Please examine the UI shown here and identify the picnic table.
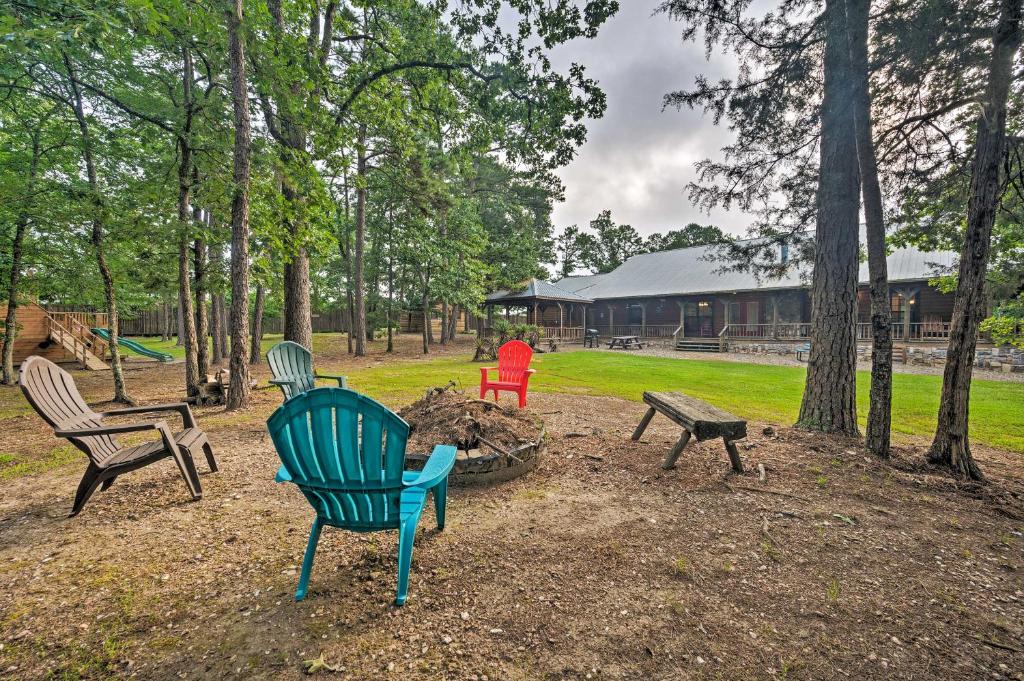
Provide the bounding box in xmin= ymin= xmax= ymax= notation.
xmin=607 ymin=335 xmax=644 ymax=350
xmin=631 ymin=391 xmax=746 ymax=472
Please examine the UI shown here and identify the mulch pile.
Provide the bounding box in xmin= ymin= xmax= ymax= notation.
xmin=398 ymin=384 xmax=542 ymax=453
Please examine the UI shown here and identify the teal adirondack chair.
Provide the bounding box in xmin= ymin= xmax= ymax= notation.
xmin=267 ymin=387 xmax=456 ymax=605
xmin=266 ymin=340 xmax=347 ymax=400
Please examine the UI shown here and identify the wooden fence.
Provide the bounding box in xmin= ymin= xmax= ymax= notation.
xmin=47 ymin=304 xmax=355 ymax=336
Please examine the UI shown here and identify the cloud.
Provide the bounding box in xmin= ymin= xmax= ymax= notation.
xmin=548 ymin=2 xmax=754 ymax=237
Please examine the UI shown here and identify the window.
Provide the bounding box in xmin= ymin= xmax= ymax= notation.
xmin=727 ymin=302 xmax=741 ymax=325
xmin=746 ymin=302 xmax=758 ymax=325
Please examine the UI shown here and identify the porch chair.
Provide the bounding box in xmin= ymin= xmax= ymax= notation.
xmin=267 ymin=387 xmax=455 ymax=605
xmin=479 ymin=339 xmax=536 ymax=408
xmin=19 ymin=356 xmax=217 ymax=517
xmin=267 ymin=340 xmax=347 ymax=401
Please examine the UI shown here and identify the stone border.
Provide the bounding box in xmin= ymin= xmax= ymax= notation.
xmin=407 ymin=428 xmax=545 ymax=486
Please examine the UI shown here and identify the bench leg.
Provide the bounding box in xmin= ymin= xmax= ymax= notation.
xmin=662 ymin=429 xmax=692 ymax=470
xmin=724 ymin=439 xmax=744 ymax=473
xmin=631 ymin=407 xmax=657 ymax=441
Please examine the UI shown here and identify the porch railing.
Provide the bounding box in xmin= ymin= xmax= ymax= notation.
xmin=539 ymin=326 xmax=585 ymax=342
xmin=715 ymin=321 xmax=957 ymax=342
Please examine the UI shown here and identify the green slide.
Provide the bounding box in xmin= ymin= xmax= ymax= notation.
xmin=91 ymin=328 xmax=174 ymax=362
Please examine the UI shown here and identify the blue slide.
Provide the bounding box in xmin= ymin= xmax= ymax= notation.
xmin=91 ymin=328 xmax=174 ymax=362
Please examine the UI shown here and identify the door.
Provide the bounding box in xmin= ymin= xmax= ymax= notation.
xmin=683 ymin=301 xmax=714 ymax=337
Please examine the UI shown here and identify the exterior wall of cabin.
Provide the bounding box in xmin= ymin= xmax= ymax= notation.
xmin=521 ymin=281 xmax=956 ymax=342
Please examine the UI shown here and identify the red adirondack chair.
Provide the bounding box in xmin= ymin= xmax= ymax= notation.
xmin=480 ymin=340 xmax=536 ymax=408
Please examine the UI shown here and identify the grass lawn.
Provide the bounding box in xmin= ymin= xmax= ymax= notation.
xmin=121 ymin=337 xmax=1024 ymax=454
xmin=337 ymin=351 xmax=1024 ymax=454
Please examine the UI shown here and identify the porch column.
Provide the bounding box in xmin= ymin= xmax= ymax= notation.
xmin=533 ymin=301 xmax=539 ymax=326
xmin=676 ymin=300 xmax=685 ymax=338
xmin=557 ymin=302 xmax=564 ymax=338
xmin=897 ymin=286 xmax=919 ymax=341
xmin=770 ymin=294 xmax=779 ymax=339
xmin=639 ymin=301 xmax=647 ymax=337
xmin=607 ymin=304 xmax=614 ymax=334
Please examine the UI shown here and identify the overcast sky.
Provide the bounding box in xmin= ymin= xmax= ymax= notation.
xmin=548 ymin=3 xmax=755 ymax=239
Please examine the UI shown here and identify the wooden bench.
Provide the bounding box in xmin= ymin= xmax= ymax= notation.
xmin=631 ymin=391 xmax=746 ymax=472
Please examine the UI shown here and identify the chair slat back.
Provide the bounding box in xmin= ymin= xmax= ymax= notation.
xmin=18 ymin=356 xmax=120 ymax=464
xmin=267 ymin=341 xmax=316 ymax=399
xmin=497 ymin=340 xmax=533 ymax=383
xmin=267 ymin=388 xmax=410 ymax=529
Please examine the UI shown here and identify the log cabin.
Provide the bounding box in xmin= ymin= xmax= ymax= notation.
xmin=484 ymin=242 xmax=962 ymax=351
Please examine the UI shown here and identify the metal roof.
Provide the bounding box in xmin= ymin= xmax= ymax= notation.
xmin=555 ymin=244 xmax=956 ymax=301
xmin=485 ymin=277 xmax=594 ymax=304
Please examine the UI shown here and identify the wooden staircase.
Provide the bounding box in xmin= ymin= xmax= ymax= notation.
xmin=674 ymin=339 xmax=721 ymax=353
xmin=45 ymin=311 xmax=109 ymax=370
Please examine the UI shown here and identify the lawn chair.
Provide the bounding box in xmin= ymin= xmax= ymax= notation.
xmin=19 ymin=356 xmax=217 ymax=517
xmin=267 ymin=387 xmax=456 ymax=605
xmin=266 ymin=340 xmax=347 ymax=401
xmin=479 ymin=339 xmax=536 ymax=408
xmin=795 ymin=343 xmax=811 ymax=361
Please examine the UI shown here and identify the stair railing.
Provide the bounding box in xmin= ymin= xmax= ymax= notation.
xmin=718 ymin=324 xmax=730 ymax=352
xmin=45 ymin=312 xmax=109 ymax=362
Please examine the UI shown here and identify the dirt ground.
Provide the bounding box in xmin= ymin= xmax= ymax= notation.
xmin=1 ymin=334 xmax=1022 ymax=680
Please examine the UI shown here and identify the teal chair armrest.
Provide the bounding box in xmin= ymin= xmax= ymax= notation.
xmin=403 ymin=445 xmax=456 ymax=490
xmin=275 ymin=464 xmax=293 ymax=483
xmin=316 ymin=373 xmax=347 ymax=388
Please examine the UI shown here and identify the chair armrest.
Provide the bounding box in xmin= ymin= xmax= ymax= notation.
xmin=102 ymin=402 xmax=197 ymax=428
xmin=55 ymin=420 xmax=167 ymax=438
xmin=274 ymin=464 xmax=293 ymax=483
xmin=269 ymin=378 xmax=301 ymax=396
xmin=315 ymin=373 xmax=347 ymax=388
xmin=524 ymin=369 xmax=536 ymax=375
xmin=403 ymin=445 xmax=457 ymax=490
xmin=480 ymin=366 xmax=497 ymax=376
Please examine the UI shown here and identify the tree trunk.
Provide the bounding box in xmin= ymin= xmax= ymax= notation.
xmin=265 ymin=0 xmax=320 ymax=352
xmin=226 ymin=0 xmax=252 ymax=410
xmin=208 ymin=234 xmax=228 ymax=364
xmin=63 ymin=53 xmax=130 ymax=403
xmin=1 ymin=123 xmax=42 ymax=385
xmin=283 ymin=245 xmax=312 ymax=349
xmin=161 ymin=300 xmax=171 ymax=342
xmin=176 ymin=47 xmax=200 ymax=399
xmin=176 ymin=302 xmax=184 ymax=346
xmin=216 ymin=293 xmax=229 ymax=360
xmin=848 ymin=0 xmax=892 ymax=456
xmin=354 ymin=129 xmax=368 ymax=356
xmin=796 ymin=0 xmax=860 ymax=435
xmin=194 ymin=208 xmax=209 ymax=378
xmin=386 ymin=212 xmax=395 ymax=354
xmin=250 ymin=283 xmax=265 ymax=365
xmin=421 ymin=269 xmax=431 ymax=355
xmin=929 ymin=0 xmax=1022 ymax=480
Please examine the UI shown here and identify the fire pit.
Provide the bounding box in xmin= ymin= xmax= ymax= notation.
xmin=399 ymin=384 xmax=544 ymax=486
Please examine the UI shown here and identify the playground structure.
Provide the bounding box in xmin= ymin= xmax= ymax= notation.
xmin=1 ymin=300 xmax=110 ymax=370
xmin=0 ymin=299 xmax=174 ymax=371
